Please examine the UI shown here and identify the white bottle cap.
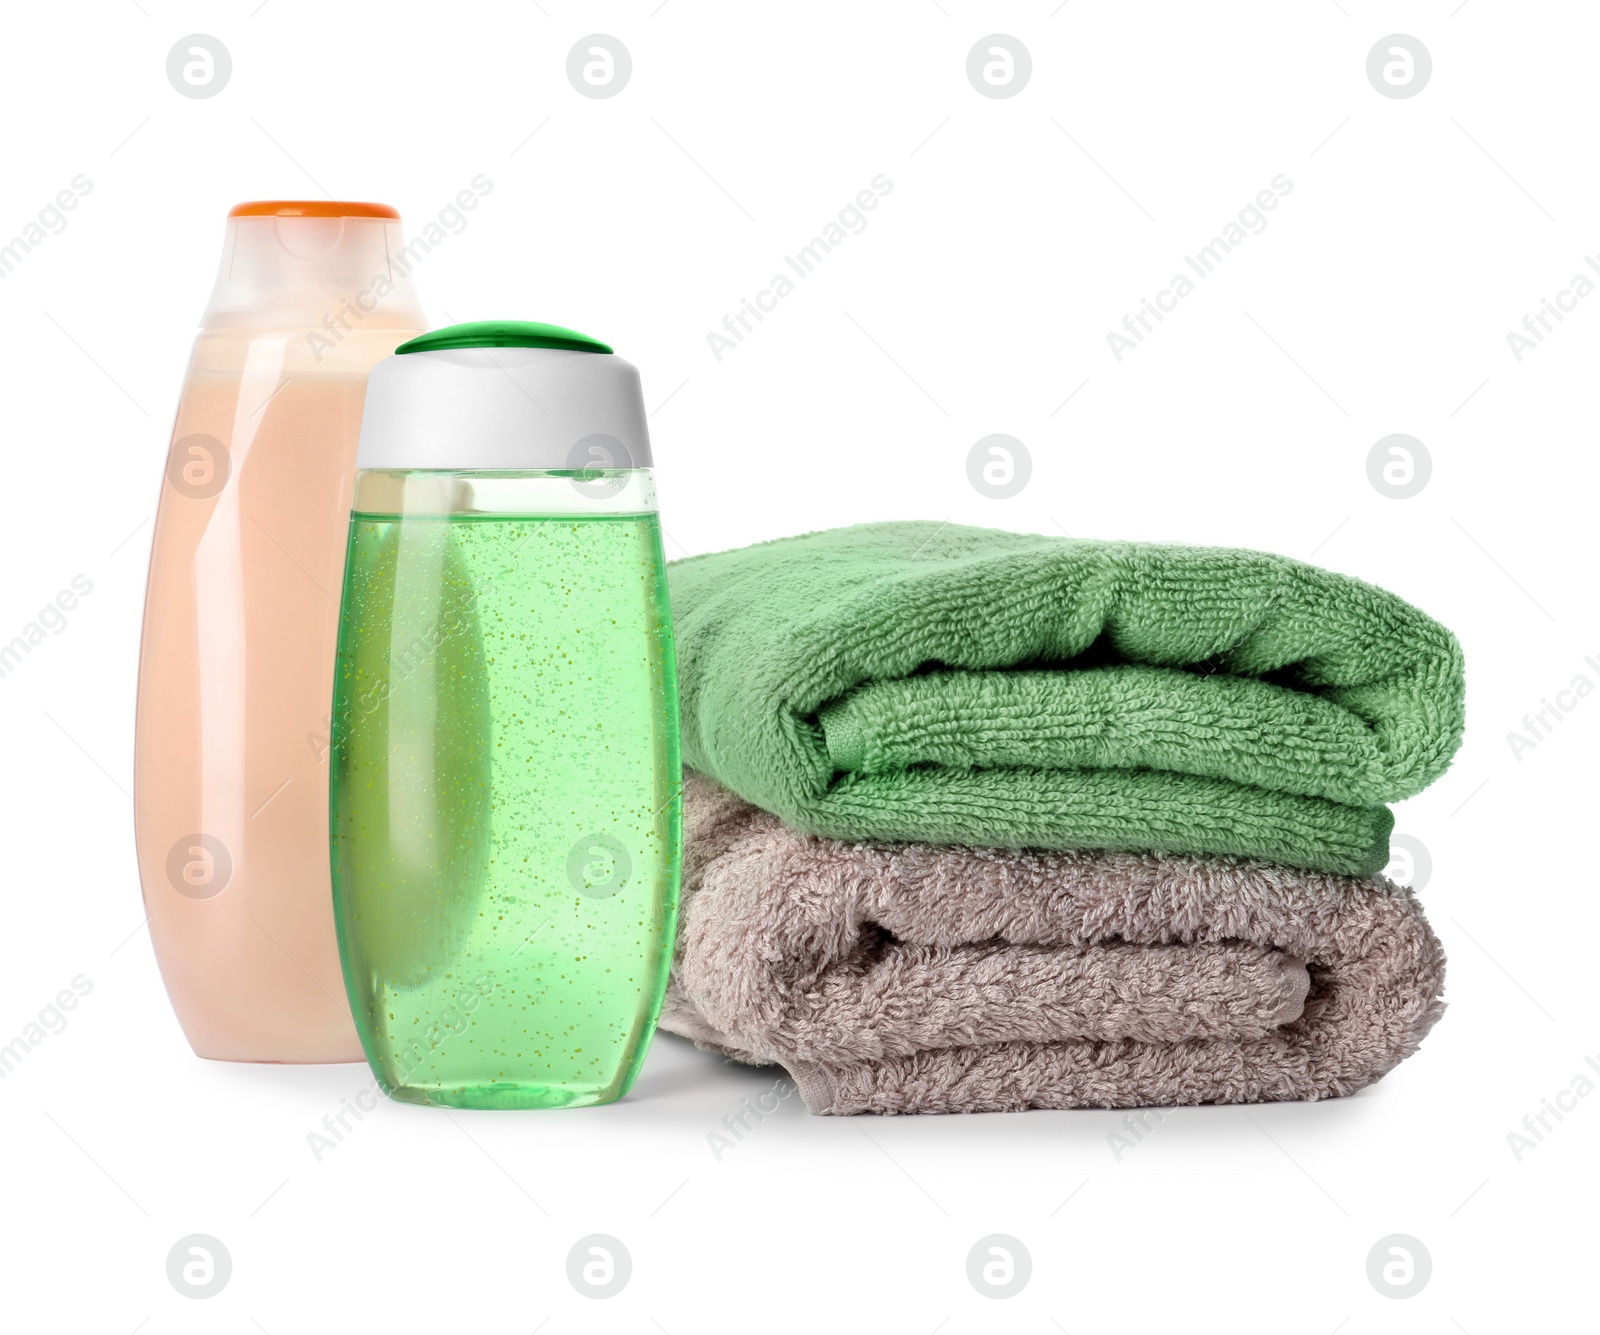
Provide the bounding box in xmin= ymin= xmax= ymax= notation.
xmin=202 ymin=201 xmax=425 ymax=332
xmin=354 ymin=321 xmax=652 ymax=473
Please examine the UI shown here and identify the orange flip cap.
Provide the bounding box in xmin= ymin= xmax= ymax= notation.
xmin=228 ymin=200 xmax=399 ymax=219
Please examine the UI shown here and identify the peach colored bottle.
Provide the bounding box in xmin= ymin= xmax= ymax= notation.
xmin=134 ymin=201 xmax=427 ymax=1062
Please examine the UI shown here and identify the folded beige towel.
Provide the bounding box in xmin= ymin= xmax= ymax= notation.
xmin=661 ymin=774 xmax=1446 ymax=1115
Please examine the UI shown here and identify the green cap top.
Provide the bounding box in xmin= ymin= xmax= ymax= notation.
xmin=396 ymin=319 xmax=613 ymax=356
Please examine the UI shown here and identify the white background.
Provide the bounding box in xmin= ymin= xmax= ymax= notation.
xmin=1 ymin=1 xmax=1595 ymax=1330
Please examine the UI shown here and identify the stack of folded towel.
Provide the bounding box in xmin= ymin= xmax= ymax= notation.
xmin=661 ymin=522 xmax=1463 ymax=1115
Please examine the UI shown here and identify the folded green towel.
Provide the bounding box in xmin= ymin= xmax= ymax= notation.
xmin=667 ymin=522 xmax=1465 ymax=875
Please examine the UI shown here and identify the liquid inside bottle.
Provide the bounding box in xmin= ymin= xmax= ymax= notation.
xmin=330 ymin=470 xmax=681 ymax=1109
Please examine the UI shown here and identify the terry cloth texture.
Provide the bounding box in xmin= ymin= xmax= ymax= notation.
xmin=667 ymin=522 xmax=1465 ymax=876
xmin=660 ymin=774 xmax=1447 ymax=1116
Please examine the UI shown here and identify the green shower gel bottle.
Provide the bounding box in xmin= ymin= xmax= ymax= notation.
xmin=330 ymin=321 xmax=680 ymax=1109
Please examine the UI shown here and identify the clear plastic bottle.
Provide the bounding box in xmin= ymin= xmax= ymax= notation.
xmin=134 ymin=202 xmax=426 ymax=1062
xmin=330 ymin=321 xmax=681 ymax=1109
